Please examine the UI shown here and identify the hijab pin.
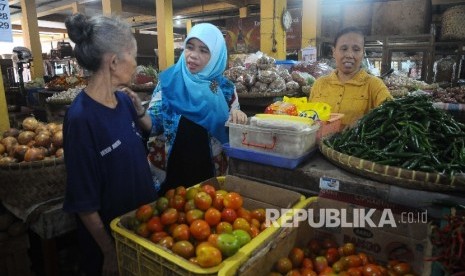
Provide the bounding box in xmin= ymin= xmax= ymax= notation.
xmin=209 ymin=80 xmax=219 ymax=94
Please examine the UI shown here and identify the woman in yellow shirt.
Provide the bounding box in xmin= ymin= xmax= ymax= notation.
xmin=309 ymin=27 xmax=393 ymax=127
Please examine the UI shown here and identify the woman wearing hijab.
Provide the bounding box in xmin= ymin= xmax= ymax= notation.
xmin=138 ymin=23 xmax=247 ymax=195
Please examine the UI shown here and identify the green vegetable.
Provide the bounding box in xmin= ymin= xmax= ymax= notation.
xmin=324 ymin=95 xmax=465 ymax=177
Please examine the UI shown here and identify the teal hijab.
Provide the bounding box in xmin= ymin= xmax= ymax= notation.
xmin=160 ymin=23 xmax=230 ymax=143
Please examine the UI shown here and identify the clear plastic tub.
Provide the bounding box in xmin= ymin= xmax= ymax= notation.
xmin=226 ymin=121 xmax=319 ymax=158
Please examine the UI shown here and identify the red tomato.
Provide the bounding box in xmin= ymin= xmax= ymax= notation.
xmin=223 ymin=192 xmax=243 ymax=210
xmin=321 ymin=238 xmax=338 ymax=249
xmin=190 ymin=219 xmax=211 ymax=241
xmin=160 ymin=208 xmax=179 ymax=225
xmin=185 ymin=187 xmax=200 ymax=201
xmin=156 ymin=197 xmax=169 ymax=213
xmin=196 ymin=244 xmax=222 ymax=268
xmin=201 ymin=184 xmax=217 ymax=199
xmin=164 ymin=189 xmax=175 ymax=199
xmin=216 ymin=221 xmax=233 ymax=234
xmin=362 ymin=264 xmax=383 ymax=276
xmin=250 ymin=218 xmax=261 ymax=229
xmin=212 ymin=192 xmax=225 ymax=211
xmin=319 ymin=266 xmax=334 ymax=275
xmin=346 ymin=267 xmax=363 ymax=276
xmin=285 ymin=269 xmax=302 ymax=276
xmin=205 ymin=207 xmax=222 ymax=226
xmin=342 ymin=243 xmax=356 ymax=256
xmin=248 ymin=225 xmax=260 ymax=238
xmin=250 ymin=208 xmax=266 ymax=223
xmin=288 ymin=247 xmax=305 ymax=268
xmin=358 ymin=252 xmax=369 ymax=266
xmin=332 ymin=260 xmax=347 ymax=273
xmin=166 ymin=223 xmax=179 ymax=235
xmin=135 ymin=222 xmax=150 ymax=238
xmin=392 ymin=262 xmax=411 ymax=275
xmin=184 ymin=199 xmax=196 ymax=212
xmin=172 ymin=240 xmax=194 ymax=259
xmin=236 ymin=207 xmax=252 ymax=222
xmin=172 ymin=224 xmax=190 ymax=241
xmin=150 ymin=231 xmax=168 ymax=243
xmin=135 ymin=204 xmax=154 ymax=222
xmin=169 ymin=195 xmax=186 ymax=211
xmin=300 ymin=267 xmax=317 ymax=276
xmin=177 ymin=211 xmax=187 ymax=224
xmin=313 ymin=256 xmax=328 ymax=273
xmin=207 ymin=233 xmax=219 ymax=247
xmin=307 ymin=239 xmax=321 ymax=255
xmin=325 ymin=247 xmax=340 ymax=265
xmin=175 ymin=186 xmax=187 ymax=197
xmin=301 ymin=257 xmax=314 ymax=269
xmin=275 ymin=257 xmax=293 ymax=274
xmin=186 ymin=209 xmax=204 ymax=225
xmin=344 ymin=255 xmax=363 ymax=268
xmin=233 ymin=217 xmax=251 ymax=231
xmin=221 ymin=208 xmax=238 ymax=223
xmin=158 ymin=236 xmax=174 ymax=249
xmin=146 ymin=216 xmax=163 ymax=232
xmin=194 ymin=191 xmax=212 ymax=211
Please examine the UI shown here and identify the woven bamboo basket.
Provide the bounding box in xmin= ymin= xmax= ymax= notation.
xmin=319 ymin=143 xmax=465 ymax=193
xmin=441 ymin=5 xmax=465 ymax=41
xmin=0 ymin=157 xmax=66 ymax=209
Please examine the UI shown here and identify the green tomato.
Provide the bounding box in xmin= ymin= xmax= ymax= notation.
xmin=216 ymin=233 xmax=240 ymax=257
xmin=232 ymin=229 xmax=251 ymax=247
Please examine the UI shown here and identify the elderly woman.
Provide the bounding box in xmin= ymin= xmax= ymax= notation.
xmin=62 ymin=14 xmax=157 ymax=275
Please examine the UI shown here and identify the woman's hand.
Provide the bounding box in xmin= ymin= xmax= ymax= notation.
xmin=229 ymin=109 xmax=247 ymax=124
xmin=121 ymin=87 xmax=145 ymax=116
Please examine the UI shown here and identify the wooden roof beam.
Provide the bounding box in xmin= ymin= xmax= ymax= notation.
xmin=12 ymin=24 xmax=68 ymax=34
xmin=174 ymin=2 xmax=237 ymax=16
xmin=432 ymin=0 xmax=465 ymax=4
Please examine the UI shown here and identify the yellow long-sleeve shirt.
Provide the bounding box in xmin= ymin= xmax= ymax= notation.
xmin=309 ymin=69 xmax=393 ymax=127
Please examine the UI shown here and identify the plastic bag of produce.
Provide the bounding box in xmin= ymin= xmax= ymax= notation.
xmin=264 ymin=101 xmax=298 ymax=116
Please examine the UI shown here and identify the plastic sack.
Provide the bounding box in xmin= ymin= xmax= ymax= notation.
xmin=283 ymin=96 xmax=331 ymax=121
xmin=264 ymin=101 xmax=298 ymax=116
xmin=298 ymin=102 xmax=331 ymax=121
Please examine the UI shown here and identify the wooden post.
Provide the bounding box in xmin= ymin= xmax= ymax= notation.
xmin=260 ymin=0 xmax=287 ymax=60
xmin=20 ymin=0 xmax=44 ymax=79
xmin=102 ymin=0 xmax=122 ymax=15
xmin=156 ymin=0 xmax=175 ymax=70
xmin=0 ymin=67 xmax=10 ymax=132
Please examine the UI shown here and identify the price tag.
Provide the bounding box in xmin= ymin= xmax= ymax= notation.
xmin=319 ymin=176 xmax=340 ymax=191
xmin=0 ymin=0 xmax=13 ymax=42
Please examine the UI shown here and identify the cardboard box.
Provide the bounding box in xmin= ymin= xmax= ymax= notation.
xmin=111 ymin=175 xmax=306 ymax=276
xmin=239 ymin=194 xmax=432 ymax=276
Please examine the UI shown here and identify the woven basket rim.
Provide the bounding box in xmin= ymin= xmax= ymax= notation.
xmin=0 ymin=157 xmax=65 ymax=170
xmin=319 ymin=142 xmax=465 ymax=193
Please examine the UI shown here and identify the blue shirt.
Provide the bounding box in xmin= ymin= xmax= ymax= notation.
xmin=63 ymin=91 xmax=156 ymax=227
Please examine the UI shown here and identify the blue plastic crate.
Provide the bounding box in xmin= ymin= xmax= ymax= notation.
xmin=223 ymin=143 xmax=315 ymax=169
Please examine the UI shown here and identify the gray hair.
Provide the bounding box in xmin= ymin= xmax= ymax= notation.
xmin=65 ymin=13 xmax=136 ymax=72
